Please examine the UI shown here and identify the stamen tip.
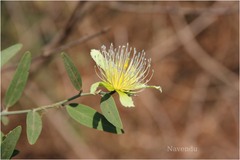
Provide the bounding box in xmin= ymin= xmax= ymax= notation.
xmin=156 ymin=86 xmax=163 ymax=93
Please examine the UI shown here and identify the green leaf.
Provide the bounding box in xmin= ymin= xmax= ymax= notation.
xmin=61 ymin=52 xmax=82 ymax=91
xmin=66 ymin=103 xmax=124 ymax=134
xmin=117 ymin=91 xmax=134 ymax=107
xmin=1 ymin=116 xmax=9 ymax=126
xmin=26 ymin=111 xmax=42 ymax=145
xmin=1 ymin=43 xmax=22 ymax=68
xmin=100 ymin=93 xmax=123 ymax=129
xmin=11 ymin=149 xmax=20 ymax=158
xmin=1 ymin=131 xmax=4 ymax=139
xmin=1 ymin=126 xmax=22 ymax=160
xmin=1 ymin=131 xmax=5 ymax=143
xmin=4 ymin=52 xmax=31 ymax=108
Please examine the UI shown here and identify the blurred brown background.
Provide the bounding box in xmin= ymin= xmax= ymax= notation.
xmin=1 ymin=1 xmax=239 ymax=159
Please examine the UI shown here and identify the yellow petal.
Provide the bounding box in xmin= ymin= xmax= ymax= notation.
xmin=90 ymin=49 xmax=105 ymax=69
xmin=90 ymin=81 xmax=115 ymax=94
xmin=117 ymin=91 xmax=134 ymax=107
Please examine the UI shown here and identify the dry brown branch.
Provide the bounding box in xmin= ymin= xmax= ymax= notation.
xmin=180 ymin=73 xmax=210 ymax=158
xmin=43 ymin=2 xmax=98 ymax=56
xmin=43 ymin=26 xmax=110 ymax=55
xmin=2 ymin=27 xmax=110 ymax=73
xmin=187 ymin=73 xmax=209 ymax=121
xmin=2 ymin=2 xmax=103 ymax=74
xmin=139 ymin=90 xmax=177 ymax=146
xmin=218 ymin=85 xmax=239 ymax=122
xmin=169 ymin=2 xmax=238 ymax=90
xmin=108 ymin=2 xmax=238 ymax=15
xmin=4 ymin=2 xmax=44 ymax=50
xmin=150 ymin=1 xmax=237 ymax=61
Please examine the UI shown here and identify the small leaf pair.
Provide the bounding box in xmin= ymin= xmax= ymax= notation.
xmin=67 ymin=103 xmax=124 ymax=134
xmin=66 ymin=94 xmax=124 ymax=134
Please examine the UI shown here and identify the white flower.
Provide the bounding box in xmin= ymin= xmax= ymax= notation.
xmin=90 ymin=43 xmax=161 ymax=107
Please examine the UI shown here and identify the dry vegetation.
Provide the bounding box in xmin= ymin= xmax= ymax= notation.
xmin=1 ymin=1 xmax=239 ymax=159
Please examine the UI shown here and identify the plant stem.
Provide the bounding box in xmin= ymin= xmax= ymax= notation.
xmin=0 ymin=92 xmax=94 ymax=116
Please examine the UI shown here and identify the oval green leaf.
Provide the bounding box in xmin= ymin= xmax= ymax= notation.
xmin=1 ymin=43 xmax=22 ymax=68
xmin=1 ymin=126 xmax=22 ymax=160
xmin=4 ymin=52 xmax=31 ymax=108
xmin=66 ymin=103 xmax=124 ymax=134
xmin=61 ymin=52 xmax=82 ymax=91
xmin=1 ymin=131 xmax=4 ymax=143
xmin=100 ymin=93 xmax=123 ymax=129
xmin=26 ymin=111 xmax=42 ymax=145
xmin=1 ymin=116 xmax=9 ymax=126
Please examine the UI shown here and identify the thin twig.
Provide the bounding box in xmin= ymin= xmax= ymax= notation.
xmin=150 ymin=1 xmax=236 ymax=61
xmin=43 ymin=26 xmax=111 ymax=55
xmin=43 ymin=2 xmax=97 ymax=56
xmin=169 ymin=2 xmax=238 ymax=90
xmin=180 ymin=73 xmax=210 ymax=154
xmin=18 ymin=79 xmax=97 ymax=158
xmin=108 ymin=1 xmax=238 ymax=15
xmin=2 ymin=2 xmax=102 ymax=74
xmin=139 ymin=89 xmax=177 ymax=145
xmin=2 ymin=27 xmax=111 ymax=73
xmin=0 ymin=92 xmax=94 ymax=116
